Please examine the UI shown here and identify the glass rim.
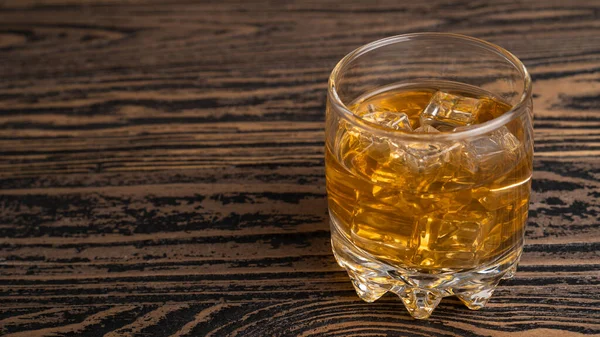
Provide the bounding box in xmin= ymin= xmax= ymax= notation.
xmin=328 ymin=32 xmax=532 ymax=141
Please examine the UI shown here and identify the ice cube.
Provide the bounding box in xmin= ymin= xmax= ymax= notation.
xmin=382 ymin=137 xmax=462 ymax=192
xmin=435 ymin=211 xmax=494 ymax=252
xmin=420 ymin=91 xmax=482 ymax=131
xmin=413 ymin=124 xmax=440 ymax=133
xmin=351 ymin=204 xmax=415 ymax=250
xmin=461 ymin=126 xmax=522 ymax=181
xmin=362 ymin=106 xmax=412 ymax=131
xmin=372 ymin=185 xmax=437 ymax=214
xmin=402 ymin=142 xmax=462 ymax=174
xmin=413 ymin=206 xmax=495 ymax=255
xmin=340 ymin=129 xmax=393 ymax=182
xmin=410 ymin=204 xmax=497 ymax=268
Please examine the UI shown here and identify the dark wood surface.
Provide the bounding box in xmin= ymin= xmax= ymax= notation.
xmin=0 ymin=1 xmax=599 ymax=336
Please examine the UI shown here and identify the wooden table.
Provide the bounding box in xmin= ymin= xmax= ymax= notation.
xmin=1 ymin=1 xmax=599 ymax=336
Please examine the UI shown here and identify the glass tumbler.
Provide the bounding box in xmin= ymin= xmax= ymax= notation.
xmin=325 ymin=33 xmax=533 ymax=319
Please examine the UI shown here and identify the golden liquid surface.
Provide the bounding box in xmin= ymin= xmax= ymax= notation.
xmin=326 ymin=86 xmax=532 ymax=271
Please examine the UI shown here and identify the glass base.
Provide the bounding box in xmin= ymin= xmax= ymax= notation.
xmin=330 ymin=216 xmax=521 ymax=319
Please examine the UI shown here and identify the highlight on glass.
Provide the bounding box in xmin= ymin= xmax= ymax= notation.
xmin=325 ymin=33 xmax=533 ymax=319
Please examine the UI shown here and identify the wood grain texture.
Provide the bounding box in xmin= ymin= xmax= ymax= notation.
xmin=0 ymin=0 xmax=599 ymax=336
